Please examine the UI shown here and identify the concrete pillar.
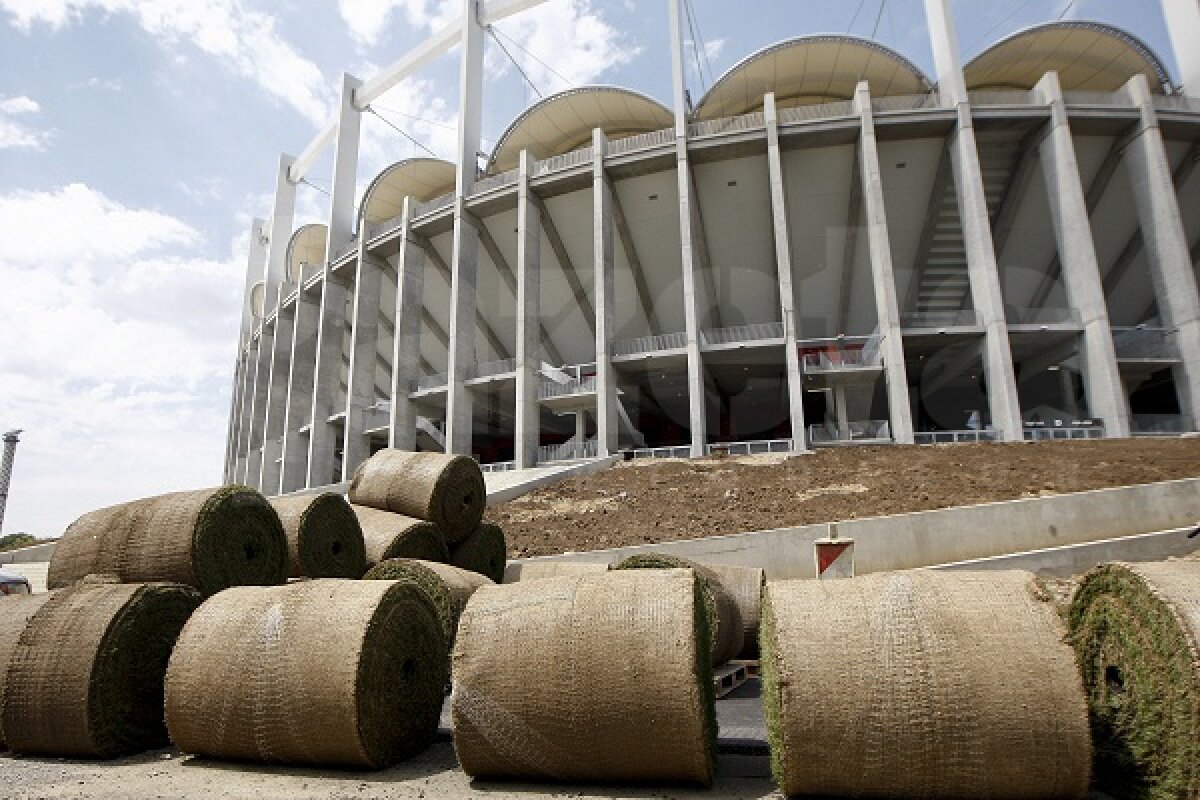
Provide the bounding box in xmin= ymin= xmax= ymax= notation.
xmin=389 ymin=198 xmax=425 ymax=450
xmin=342 ymin=250 xmax=386 ymax=479
xmin=280 ymin=288 xmax=320 ymax=492
xmin=1162 ymin=0 xmax=1200 ymax=96
xmin=515 ymin=151 xmax=542 ymax=468
xmin=264 ymin=155 xmax=297 ymax=306
xmin=924 ymin=0 xmax=1024 ymax=441
xmin=228 ymin=217 xmax=268 ymax=482
xmin=1033 ymin=72 xmax=1130 ymax=437
xmin=853 ymin=83 xmax=916 ymax=444
xmin=259 ymin=287 xmax=297 ymax=493
xmin=834 ymin=384 xmax=850 ymax=437
xmin=307 ymin=73 xmax=363 ymax=487
xmin=575 ymin=410 xmax=588 ymax=456
xmin=243 ymin=321 xmax=273 ymax=488
xmin=445 ymin=0 xmax=485 ymax=456
xmin=1123 ymin=74 xmax=1200 ymax=430
xmin=763 ymin=94 xmax=808 ymax=452
xmin=593 ymin=129 xmax=618 ymax=456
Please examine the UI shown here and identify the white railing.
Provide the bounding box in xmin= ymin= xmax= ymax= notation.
xmin=1007 ymin=308 xmax=1083 ymax=327
xmin=809 ymin=420 xmax=892 ymax=443
xmin=914 ymin=429 xmax=1001 ymax=444
xmin=700 ymin=322 xmax=785 ymax=346
xmin=706 ymin=439 xmax=795 ymax=456
xmin=472 ymin=168 xmax=518 ymax=195
xmin=1023 ymin=423 xmax=1105 ymax=441
xmin=871 ymin=93 xmax=941 ymax=112
xmin=479 ymin=460 xmax=516 ymax=473
xmin=687 ymin=112 xmax=765 ymax=138
xmin=901 ymin=310 xmax=982 ymax=329
xmin=332 ymin=239 xmax=358 ymax=262
xmin=1113 ymin=326 xmax=1180 ymax=360
xmin=1131 ymin=414 xmax=1190 ymax=435
xmin=968 ymin=90 xmax=1034 ymax=106
xmin=1153 ymin=95 xmax=1200 ymax=114
xmin=1065 ymin=90 xmax=1129 ymax=108
xmin=466 ymin=358 xmax=516 ymax=379
xmin=799 ymin=334 xmax=882 ymax=370
xmin=415 ymin=372 xmax=447 ymax=391
xmin=777 ymin=100 xmax=855 ymax=124
xmin=411 ymin=191 xmax=454 ymax=218
xmin=608 ymin=127 xmax=674 ymax=155
xmin=537 ymin=439 xmax=598 ymax=463
xmin=532 ymin=146 xmax=593 ymax=177
xmin=628 ymin=444 xmax=692 ymax=460
xmin=537 ymin=375 xmax=596 ymax=400
xmin=612 ymin=331 xmax=687 ymax=356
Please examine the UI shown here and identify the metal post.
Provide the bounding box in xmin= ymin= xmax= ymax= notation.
xmin=0 ymin=430 xmax=21 ymax=535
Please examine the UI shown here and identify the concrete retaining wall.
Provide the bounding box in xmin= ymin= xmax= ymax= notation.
xmin=0 ymin=541 xmax=57 ymax=565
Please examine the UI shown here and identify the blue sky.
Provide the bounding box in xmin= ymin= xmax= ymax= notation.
xmin=0 ymin=0 xmax=1183 ymax=536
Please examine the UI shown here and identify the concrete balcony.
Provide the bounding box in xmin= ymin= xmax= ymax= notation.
xmin=809 ymin=419 xmax=892 ymax=446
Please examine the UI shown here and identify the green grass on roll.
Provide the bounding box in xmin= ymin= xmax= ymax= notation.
xmin=363 ymin=559 xmax=457 ymax=649
xmin=449 ymin=523 xmax=507 ymax=583
xmin=269 ymin=493 xmax=366 ymax=579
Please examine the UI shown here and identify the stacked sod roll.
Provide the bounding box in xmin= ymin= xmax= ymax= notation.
xmin=452 ymin=569 xmax=716 ymax=786
xmin=0 ymin=593 xmax=51 ymax=750
xmin=1069 ymin=560 xmax=1200 ymax=800
xmin=48 ymin=486 xmax=289 ymax=596
xmin=353 ymin=505 xmax=448 ymax=567
xmin=2 ymin=579 xmax=201 ymax=758
xmin=614 ymin=553 xmax=743 ymax=666
xmin=503 ymin=561 xmax=610 ymax=582
xmin=761 ymin=570 xmax=1092 ymax=799
xmin=349 ymin=450 xmax=485 ymax=544
xmin=364 ymin=559 xmax=492 ymax=656
xmin=268 ymin=493 xmax=366 ymax=578
xmin=449 ymin=522 xmax=507 ymax=584
xmin=165 ymin=579 xmax=447 ymax=769
xmin=707 ymin=564 xmax=765 ymax=658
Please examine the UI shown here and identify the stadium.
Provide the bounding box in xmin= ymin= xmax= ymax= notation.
xmin=225 ymin=0 xmax=1200 ymax=494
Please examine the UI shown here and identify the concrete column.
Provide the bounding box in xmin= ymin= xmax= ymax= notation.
xmin=389 ymin=198 xmax=425 ymax=450
xmin=1162 ymin=0 xmax=1200 ymax=96
xmin=445 ymin=0 xmax=485 ymax=456
xmin=1123 ymin=74 xmax=1200 ymax=430
xmin=834 ymin=384 xmax=850 ymax=437
xmin=923 ymin=0 xmax=967 ymax=107
xmin=763 ymin=95 xmax=808 ymax=451
xmin=280 ymin=287 xmax=320 ymax=492
xmin=575 ymin=410 xmax=588 ymax=456
xmin=515 ymin=151 xmax=542 ymax=469
xmin=307 ymin=73 xmax=363 ymax=487
xmin=593 ymin=129 xmax=618 ymax=456
xmin=259 ymin=287 xmax=297 ymax=493
xmin=264 ymin=155 xmax=297 ymax=304
xmin=853 ymin=83 xmax=916 ymax=444
xmin=342 ymin=250 xmax=386 ymax=479
xmin=243 ymin=320 xmax=273 ymax=488
xmin=228 ymin=217 xmax=268 ymax=482
xmin=1033 ymin=72 xmax=1130 ymax=437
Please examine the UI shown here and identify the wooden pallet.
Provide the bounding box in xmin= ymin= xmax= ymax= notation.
xmin=713 ymin=661 xmax=750 ymax=698
xmin=728 ymin=658 xmax=760 ymax=679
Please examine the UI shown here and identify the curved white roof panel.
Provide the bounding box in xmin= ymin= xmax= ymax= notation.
xmin=361 ymin=158 xmax=457 ymax=226
xmin=695 ymin=35 xmax=932 ymax=120
xmin=488 ymin=86 xmax=673 ymax=173
xmin=286 ymin=223 xmax=328 ymax=284
xmin=965 ymin=21 xmax=1173 ymax=93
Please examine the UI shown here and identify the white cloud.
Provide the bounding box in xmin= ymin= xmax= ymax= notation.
xmin=337 ymin=0 xmax=452 ymax=46
xmin=0 ymin=94 xmax=39 ymax=113
xmin=0 ymin=0 xmax=332 ymax=123
xmin=0 ymin=117 xmax=50 ymax=150
xmin=0 ymin=184 xmax=243 ymax=536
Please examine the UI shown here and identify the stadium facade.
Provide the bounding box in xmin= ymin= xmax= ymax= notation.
xmin=225 ymin=0 xmax=1200 ymax=493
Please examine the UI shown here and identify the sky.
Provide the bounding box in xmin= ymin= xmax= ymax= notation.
xmin=0 ymin=0 xmax=1184 ymax=537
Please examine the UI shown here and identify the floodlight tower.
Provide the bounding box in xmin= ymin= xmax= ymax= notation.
xmin=0 ymin=430 xmax=21 ymax=535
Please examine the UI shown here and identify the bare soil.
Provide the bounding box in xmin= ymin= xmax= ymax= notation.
xmin=487 ymin=439 xmax=1200 ymax=558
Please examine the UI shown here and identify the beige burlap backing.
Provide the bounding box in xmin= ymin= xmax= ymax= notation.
xmin=707 ymin=564 xmax=765 ymax=657
xmin=416 ymin=560 xmax=492 ymax=618
xmin=352 ymin=504 xmax=448 ymax=567
xmin=502 ymin=561 xmax=610 ymax=583
xmin=761 ymin=570 xmax=1091 ymax=799
xmin=1123 ymin=561 xmax=1200 ymax=644
xmin=452 ymin=569 xmax=714 ymax=785
xmin=0 ymin=593 xmax=51 ymax=749
xmin=348 ymin=450 xmax=485 ymax=543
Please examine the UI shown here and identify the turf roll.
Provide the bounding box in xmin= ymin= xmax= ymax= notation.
xmin=348 ymin=449 xmax=485 ymax=544
xmin=614 ymin=553 xmax=743 ymax=666
xmin=1068 ymin=560 xmax=1200 ymax=800
xmin=364 ymin=559 xmax=492 ymax=655
xmin=760 ymin=570 xmax=1091 ymax=799
xmin=48 ymin=486 xmax=288 ymax=596
xmin=352 ymin=504 xmax=448 ymax=567
xmin=2 ymin=580 xmax=201 ymax=758
xmin=503 ymin=561 xmax=609 ymax=582
xmin=707 ymin=564 xmax=766 ymax=658
xmin=268 ymin=493 xmax=366 ymax=579
xmin=165 ymin=579 xmax=447 ymax=769
xmin=0 ymin=593 xmax=51 ymax=751
xmin=452 ymin=569 xmax=716 ymax=785
xmin=449 ymin=523 xmax=507 ymax=583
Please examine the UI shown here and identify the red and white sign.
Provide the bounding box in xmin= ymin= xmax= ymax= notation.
xmin=815 ymin=536 xmax=854 ymax=579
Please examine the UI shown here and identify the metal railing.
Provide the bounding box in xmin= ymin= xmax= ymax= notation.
xmin=968 ymin=90 xmax=1034 ymax=106
xmin=1112 ymin=326 xmax=1180 ymax=360
xmin=332 ymin=239 xmax=358 ymax=262
xmin=1023 ymin=423 xmax=1105 ymax=441
xmin=901 ymin=310 xmax=982 ymax=329
xmin=700 ymin=322 xmax=784 ymax=346
xmin=1131 ymin=414 xmax=1190 ymax=435
xmin=608 ymin=127 xmax=674 ymax=155
xmin=532 ymin=146 xmax=593 ymax=177
xmin=687 ymin=112 xmax=765 ymax=138
xmin=537 ymin=439 xmax=598 ymax=463
xmin=480 ymin=460 xmax=516 ymax=473
xmin=628 ymin=444 xmax=692 ymax=460
xmin=809 ymin=420 xmax=892 ymax=443
xmin=914 ymin=429 xmax=1001 ymax=444
xmin=472 ymin=168 xmax=518 ymax=195
xmin=1006 ymin=308 xmax=1083 ymax=327
xmin=871 ymin=93 xmax=941 ymax=112
xmin=415 ymin=372 xmax=447 ymax=391
xmin=1064 ymin=90 xmax=1129 ymax=108
xmin=801 ymin=334 xmax=883 ymax=370
xmin=537 ymin=375 xmax=596 ymax=400
xmin=612 ymin=331 xmax=687 ymax=356
xmin=466 ymin=358 xmax=516 ymax=379
xmin=777 ymin=100 xmax=855 ymax=124
xmin=1153 ymin=95 xmax=1200 ymax=113
xmin=411 ymin=191 xmax=454 ymax=218
xmin=706 ymin=439 xmax=794 ymax=456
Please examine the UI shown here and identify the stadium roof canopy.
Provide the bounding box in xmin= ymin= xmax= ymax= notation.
xmin=488 ymin=86 xmax=673 ymax=173
xmin=694 ymin=34 xmax=933 ymax=120
xmin=965 ymin=21 xmax=1173 ymax=93
xmin=286 ymin=223 xmax=328 ymax=283
xmin=361 ymin=158 xmax=457 ymax=225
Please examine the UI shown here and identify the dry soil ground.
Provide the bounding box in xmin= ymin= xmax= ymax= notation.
xmin=487 ymin=439 xmax=1200 ymax=558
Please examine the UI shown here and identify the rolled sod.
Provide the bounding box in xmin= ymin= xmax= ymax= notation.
xmin=453 ymin=569 xmax=716 ymax=786
xmin=348 ymin=450 xmax=485 ymax=544
xmin=363 ymin=559 xmax=492 ymax=655
xmin=352 ymin=504 xmax=448 ymax=567
xmin=449 ymin=523 xmax=507 ymax=584
xmin=2 ymin=580 xmax=201 ymax=758
xmin=48 ymin=486 xmax=289 ymax=596
xmin=1068 ymin=560 xmax=1200 ymax=800
xmin=614 ymin=553 xmax=744 ymax=666
xmin=503 ymin=561 xmax=610 ymax=583
xmin=760 ymin=570 xmax=1091 ymax=799
xmin=0 ymin=593 xmax=51 ymax=750
xmin=268 ymin=493 xmax=366 ymax=579
xmin=707 ymin=564 xmax=765 ymax=658
xmin=165 ymin=579 xmax=448 ymax=769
